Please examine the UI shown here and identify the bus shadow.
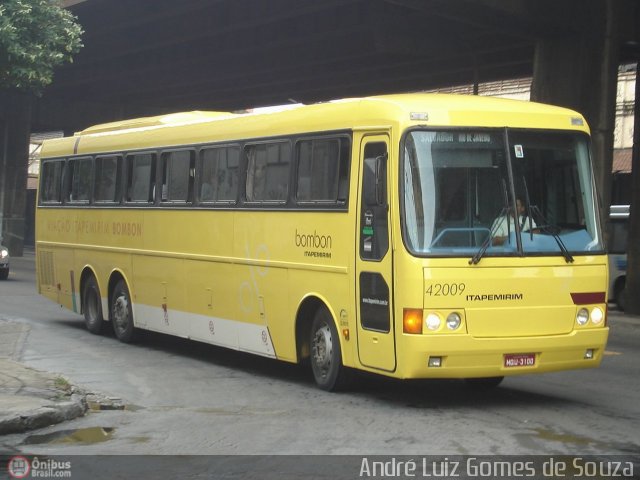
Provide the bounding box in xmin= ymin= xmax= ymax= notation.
xmin=54 ymin=317 xmax=580 ymax=410
xmin=348 ymin=374 xmax=566 ymax=410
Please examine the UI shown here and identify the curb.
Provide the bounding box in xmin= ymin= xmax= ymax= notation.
xmin=0 ymin=393 xmax=87 ymax=435
xmin=0 ymin=359 xmax=89 ymax=436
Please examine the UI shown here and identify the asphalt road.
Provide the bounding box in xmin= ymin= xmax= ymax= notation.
xmin=1 ymin=251 xmax=639 ymax=457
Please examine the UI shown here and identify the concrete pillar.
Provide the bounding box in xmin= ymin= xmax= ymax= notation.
xmin=624 ymin=63 xmax=640 ymax=314
xmin=0 ymin=91 xmax=32 ymax=257
xmin=530 ymin=0 xmax=621 ymax=223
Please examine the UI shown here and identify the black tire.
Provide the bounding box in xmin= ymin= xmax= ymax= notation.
xmin=0 ymin=269 xmax=8 ymax=280
xmin=309 ymin=308 xmax=349 ymax=391
xmin=83 ymin=275 xmax=104 ymax=334
xmin=111 ymin=279 xmax=137 ymax=343
xmin=464 ymin=376 xmax=504 ymax=389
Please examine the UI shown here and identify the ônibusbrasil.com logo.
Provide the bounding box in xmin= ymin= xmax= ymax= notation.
xmin=7 ymin=456 xmax=30 ymax=479
xmin=7 ymin=456 xmax=72 ymax=478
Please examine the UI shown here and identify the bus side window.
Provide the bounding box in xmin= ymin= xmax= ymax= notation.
xmin=296 ymin=137 xmax=349 ymax=204
xmin=161 ymin=150 xmax=194 ymax=203
xmin=40 ymin=160 xmax=64 ymax=204
xmin=245 ymin=142 xmax=290 ymax=202
xmin=94 ymin=155 xmax=122 ymax=203
xmin=126 ymin=153 xmax=156 ymax=203
xmin=200 ymin=146 xmax=239 ymax=203
xmin=65 ymin=157 xmax=92 ymax=203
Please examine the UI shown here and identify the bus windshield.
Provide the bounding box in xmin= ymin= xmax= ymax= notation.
xmin=402 ymin=129 xmax=602 ymax=258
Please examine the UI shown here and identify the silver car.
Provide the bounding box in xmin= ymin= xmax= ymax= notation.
xmin=0 ymin=245 xmax=9 ymax=280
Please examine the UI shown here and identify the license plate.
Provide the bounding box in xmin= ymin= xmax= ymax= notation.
xmin=504 ymin=353 xmax=536 ymax=368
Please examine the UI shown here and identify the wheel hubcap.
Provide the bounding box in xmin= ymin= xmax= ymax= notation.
xmin=113 ymin=295 xmax=128 ymax=331
xmin=312 ymin=324 xmax=333 ymax=378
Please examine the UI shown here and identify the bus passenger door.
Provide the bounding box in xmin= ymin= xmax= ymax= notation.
xmin=355 ymin=136 xmax=396 ymax=372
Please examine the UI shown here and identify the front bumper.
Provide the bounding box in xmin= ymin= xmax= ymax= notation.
xmin=396 ymin=327 xmax=609 ymax=379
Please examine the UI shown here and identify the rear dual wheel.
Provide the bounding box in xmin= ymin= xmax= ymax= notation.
xmin=83 ymin=276 xmax=104 ymax=334
xmin=111 ymin=279 xmax=137 ymax=343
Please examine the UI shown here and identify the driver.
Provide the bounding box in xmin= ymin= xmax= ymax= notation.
xmin=491 ymin=197 xmax=536 ymax=245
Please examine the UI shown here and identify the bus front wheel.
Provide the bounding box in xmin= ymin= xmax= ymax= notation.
xmin=309 ymin=309 xmax=348 ymax=391
xmin=83 ymin=275 xmax=104 ymax=334
xmin=111 ymin=279 xmax=137 ymax=343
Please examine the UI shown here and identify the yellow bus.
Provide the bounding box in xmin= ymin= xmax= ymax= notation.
xmin=36 ymin=94 xmax=609 ymax=390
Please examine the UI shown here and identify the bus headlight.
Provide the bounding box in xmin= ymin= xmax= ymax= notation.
xmin=425 ymin=313 xmax=441 ymax=331
xmin=590 ymin=307 xmax=604 ymax=325
xmin=446 ymin=312 xmax=461 ymax=330
xmin=576 ymin=308 xmax=589 ymax=326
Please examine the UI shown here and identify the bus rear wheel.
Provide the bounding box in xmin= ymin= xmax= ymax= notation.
xmin=83 ymin=275 xmax=104 ymax=334
xmin=111 ymin=279 xmax=137 ymax=343
xmin=309 ymin=308 xmax=348 ymax=391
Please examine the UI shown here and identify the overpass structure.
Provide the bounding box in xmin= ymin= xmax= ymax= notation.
xmin=1 ymin=0 xmax=639 ymax=255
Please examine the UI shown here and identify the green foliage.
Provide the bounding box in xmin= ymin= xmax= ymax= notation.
xmin=0 ymin=0 xmax=83 ymax=93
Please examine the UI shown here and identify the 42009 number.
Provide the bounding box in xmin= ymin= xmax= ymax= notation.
xmin=426 ymin=283 xmax=466 ymax=296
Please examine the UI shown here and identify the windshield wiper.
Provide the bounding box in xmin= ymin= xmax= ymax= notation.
xmin=530 ymin=205 xmax=574 ymax=263
xmin=521 ymin=176 xmax=573 ymax=263
xmin=470 ymin=179 xmax=509 ymax=265
xmin=469 ymin=208 xmax=504 ymax=265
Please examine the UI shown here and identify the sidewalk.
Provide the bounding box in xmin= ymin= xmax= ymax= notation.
xmin=0 ymin=358 xmax=87 ymax=435
xmin=0 ymin=317 xmax=88 ymax=435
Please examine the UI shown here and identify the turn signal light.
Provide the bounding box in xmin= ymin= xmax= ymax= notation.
xmin=403 ymin=308 xmax=423 ymax=334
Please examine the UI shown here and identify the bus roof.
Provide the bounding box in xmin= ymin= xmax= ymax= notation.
xmin=42 ymin=93 xmax=590 ymax=158
xmin=78 ymin=111 xmax=235 ymax=135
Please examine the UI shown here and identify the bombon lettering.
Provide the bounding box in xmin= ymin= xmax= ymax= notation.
xmin=295 ymin=229 xmax=332 ymax=249
xmin=112 ymin=221 xmax=143 ymax=236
